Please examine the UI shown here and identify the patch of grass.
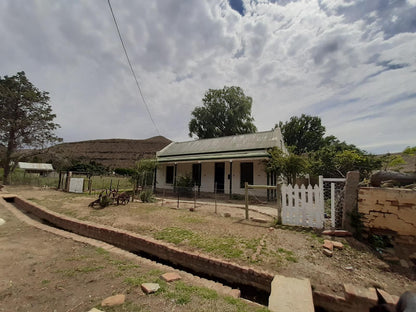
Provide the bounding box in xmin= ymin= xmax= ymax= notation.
xmin=96 ymin=247 xmax=109 ymax=255
xmin=309 ymin=232 xmax=324 ymax=244
xmin=178 ymin=215 xmax=206 ymax=224
xmin=154 ymin=227 xmax=260 ymax=260
xmin=41 ymin=280 xmax=50 ymax=285
xmin=154 ymin=227 xmax=193 ymax=244
xmin=124 ymin=269 xmax=164 ymax=288
xmin=164 ymin=281 xmax=218 ymax=305
xmin=223 ymin=296 xmax=270 ymax=311
xmin=277 ymin=248 xmax=298 ymax=262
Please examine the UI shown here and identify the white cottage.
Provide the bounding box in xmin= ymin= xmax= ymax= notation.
xmin=155 ymin=128 xmax=287 ymax=198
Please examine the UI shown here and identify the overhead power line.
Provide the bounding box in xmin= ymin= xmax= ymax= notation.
xmin=107 ymin=0 xmax=160 ymax=135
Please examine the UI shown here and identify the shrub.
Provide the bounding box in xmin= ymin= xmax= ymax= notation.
xmin=176 ymin=175 xmax=194 ymax=197
xmin=140 ymin=189 xmax=155 ymax=203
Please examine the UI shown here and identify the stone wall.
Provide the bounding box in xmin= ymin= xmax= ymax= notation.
xmin=358 ymin=187 xmax=416 ymax=238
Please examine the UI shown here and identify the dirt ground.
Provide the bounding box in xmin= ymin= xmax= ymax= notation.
xmin=1 ymin=186 xmax=416 ymax=310
xmin=0 ymin=190 xmax=267 ymax=312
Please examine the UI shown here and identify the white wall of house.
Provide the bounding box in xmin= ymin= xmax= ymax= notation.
xmin=156 ymin=158 xmax=271 ymax=197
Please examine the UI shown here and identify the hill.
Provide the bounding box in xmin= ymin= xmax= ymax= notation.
xmin=40 ymin=136 xmax=171 ymax=169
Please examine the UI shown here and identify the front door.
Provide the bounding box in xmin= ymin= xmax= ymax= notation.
xmin=214 ymin=163 xmax=225 ymax=193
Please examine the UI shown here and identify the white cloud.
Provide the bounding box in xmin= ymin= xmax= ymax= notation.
xmin=0 ymin=0 xmax=415 ymax=153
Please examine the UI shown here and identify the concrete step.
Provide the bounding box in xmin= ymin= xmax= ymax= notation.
xmin=268 ymin=275 xmax=314 ymax=312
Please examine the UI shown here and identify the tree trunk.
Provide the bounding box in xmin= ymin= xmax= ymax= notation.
xmin=370 ymin=171 xmax=416 ymax=187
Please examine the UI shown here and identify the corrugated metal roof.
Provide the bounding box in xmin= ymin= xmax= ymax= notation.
xmin=157 ymin=128 xmax=285 ymax=158
xmin=158 ymin=150 xmax=269 ymax=163
xmin=18 ymin=162 xmax=54 ymax=171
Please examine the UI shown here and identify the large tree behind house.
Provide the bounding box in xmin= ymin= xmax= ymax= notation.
xmin=188 ymin=86 xmax=257 ymax=139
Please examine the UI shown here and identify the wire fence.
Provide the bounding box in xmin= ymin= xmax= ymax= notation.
xmin=154 ymin=183 xmax=280 ymax=220
xmin=322 ymin=179 xmax=346 ymax=228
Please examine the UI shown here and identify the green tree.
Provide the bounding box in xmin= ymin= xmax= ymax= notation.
xmin=0 ymin=72 xmax=62 ymax=184
xmin=380 ymin=153 xmax=406 ymax=171
xmin=308 ymin=145 xmax=381 ymax=179
xmin=132 ymin=158 xmax=157 ymax=188
xmin=277 ymin=114 xmax=326 ymax=154
xmin=189 ymin=86 xmax=257 ymax=139
xmin=266 ymin=147 xmax=307 ymax=185
xmin=403 ymin=146 xmax=416 ymax=155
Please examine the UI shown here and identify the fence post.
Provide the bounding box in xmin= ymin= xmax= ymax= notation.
xmin=342 ymin=171 xmax=360 ymax=232
xmin=214 ymin=182 xmax=217 ymax=214
xmin=331 ymin=182 xmax=335 ymax=228
xmin=177 ymin=186 xmax=180 ymax=209
xmin=276 ymin=184 xmax=282 ymax=224
xmin=319 ymin=175 xmax=324 ymax=216
xmin=193 ymin=183 xmax=196 ymax=210
xmin=245 ymin=182 xmax=249 ymax=220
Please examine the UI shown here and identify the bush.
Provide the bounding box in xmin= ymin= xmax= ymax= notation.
xmin=140 ymin=189 xmax=155 ymax=203
xmin=114 ymin=168 xmax=135 ymax=176
xmin=176 ymin=175 xmax=194 ymax=197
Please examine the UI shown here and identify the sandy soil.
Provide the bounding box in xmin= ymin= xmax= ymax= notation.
xmin=2 ymin=186 xmax=416 ymax=307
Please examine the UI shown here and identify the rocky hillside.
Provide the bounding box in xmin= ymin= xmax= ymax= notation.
xmin=39 ymin=136 xmax=171 ymax=169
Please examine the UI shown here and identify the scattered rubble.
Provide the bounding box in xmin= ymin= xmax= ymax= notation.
xmin=322 ymin=239 xmax=344 ymax=257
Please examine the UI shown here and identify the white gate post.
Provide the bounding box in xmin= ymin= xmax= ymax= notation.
xmin=318 ymin=175 xmax=324 ymax=227
xmin=331 ymin=182 xmax=335 ymax=228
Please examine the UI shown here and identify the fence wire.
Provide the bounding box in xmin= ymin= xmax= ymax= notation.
xmin=322 ymin=180 xmax=345 ymax=228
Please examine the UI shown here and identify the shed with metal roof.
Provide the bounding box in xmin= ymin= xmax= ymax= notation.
xmin=17 ymin=162 xmax=54 ymax=176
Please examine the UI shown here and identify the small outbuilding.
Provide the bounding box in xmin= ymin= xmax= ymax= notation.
xmin=17 ymin=162 xmax=54 ymax=176
xmin=155 ymin=128 xmax=287 ymax=198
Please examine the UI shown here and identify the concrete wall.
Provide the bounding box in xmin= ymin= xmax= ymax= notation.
xmin=358 ymin=187 xmax=416 ymax=237
xmin=157 ymin=159 xmax=269 ymax=196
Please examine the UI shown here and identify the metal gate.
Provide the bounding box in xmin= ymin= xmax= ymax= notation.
xmin=320 ymin=178 xmax=346 ymax=228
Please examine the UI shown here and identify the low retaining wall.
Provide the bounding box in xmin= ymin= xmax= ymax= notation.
xmin=358 ymin=187 xmax=416 ymax=241
xmin=10 ymin=196 xmax=273 ymax=292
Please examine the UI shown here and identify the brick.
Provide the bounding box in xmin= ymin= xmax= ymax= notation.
xmin=141 ymin=283 xmax=160 ymax=294
xmin=344 ymin=284 xmax=377 ymax=304
xmin=101 ymin=294 xmax=126 ymax=306
xmin=323 ymin=240 xmax=333 ymax=251
xmin=160 ymin=272 xmax=181 ymax=282
xmin=334 ymin=230 xmax=352 ymax=237
xmin=323 ymin=248 xmax=333 ymax=257
xmin=322 ymin=230 xmax=334 ymax=236
xmin=332 ymin=241 xmax=344 ymax=250
xmin=229 ymin=289 xmax=241 ymax=298
xmin=376 ymin=289 xmax=399 ymax=305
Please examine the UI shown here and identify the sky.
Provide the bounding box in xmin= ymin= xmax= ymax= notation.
xmin=1 ymin=0 xmax=415 ymax=154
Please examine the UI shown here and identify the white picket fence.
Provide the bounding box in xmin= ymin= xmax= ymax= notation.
xmin=281 ymin=183 xmax=324 ymax=228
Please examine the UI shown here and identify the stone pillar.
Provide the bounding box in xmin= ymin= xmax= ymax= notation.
xmin=342 ymin=171 xmax=360 ymax=232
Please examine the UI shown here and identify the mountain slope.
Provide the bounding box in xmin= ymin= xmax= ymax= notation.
xmin=45 ymin=136 xmax=171 ymax=169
